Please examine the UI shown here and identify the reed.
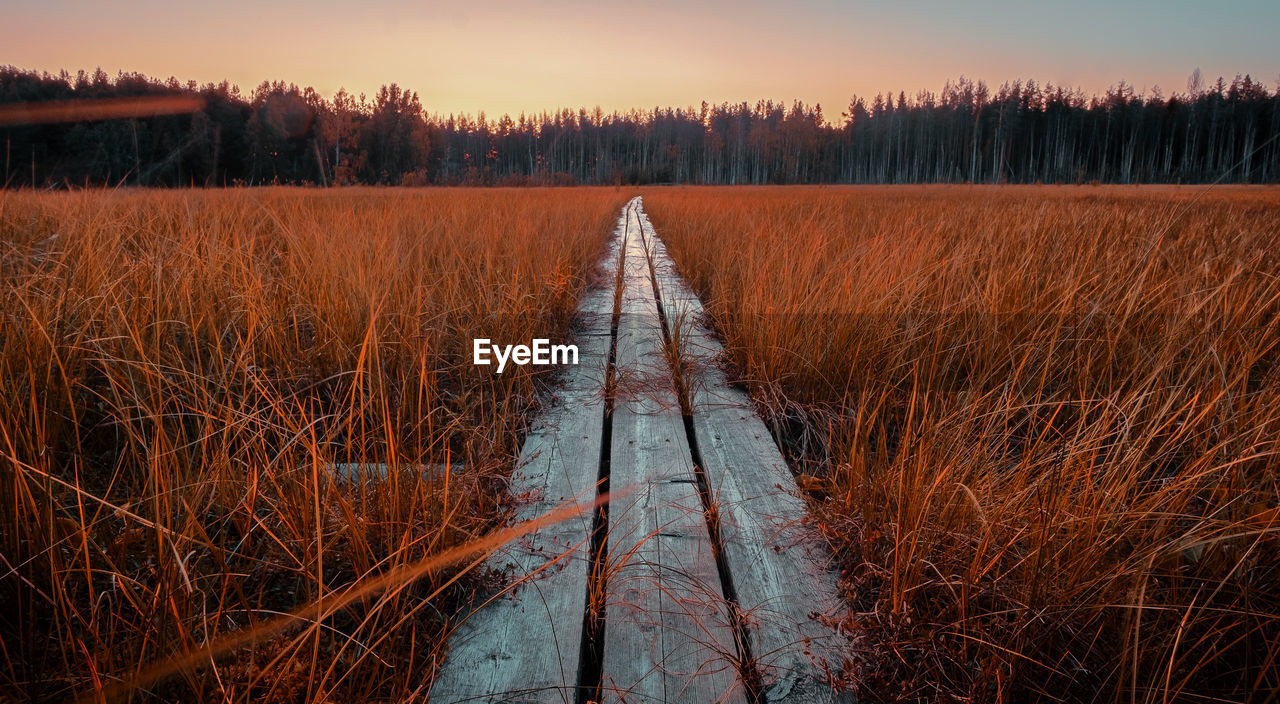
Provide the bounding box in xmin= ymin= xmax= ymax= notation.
xmin=644 ymin=185 xmax=1280 ymax=702
xmin=0 ymin=186 xmax=628 ymax=702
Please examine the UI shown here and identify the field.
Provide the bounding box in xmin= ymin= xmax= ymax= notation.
xmin=643 ymin=185 xmax=1280 ymax=702
xmin=3 ymin=184 xmax=1279 ymax=704
xmin=0 ymin=187 xmax=628 ymax=702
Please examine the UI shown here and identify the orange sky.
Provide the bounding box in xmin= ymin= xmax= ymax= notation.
xmin=8 ymin=0 xmax=1278 ymax=122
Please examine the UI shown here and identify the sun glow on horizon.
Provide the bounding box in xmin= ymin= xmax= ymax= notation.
xmin=7 ymin=0 xmax=1278 ymax=121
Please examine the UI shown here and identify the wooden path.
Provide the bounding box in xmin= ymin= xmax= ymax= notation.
xmin=430 ymin=198 xmax=850 ymax=704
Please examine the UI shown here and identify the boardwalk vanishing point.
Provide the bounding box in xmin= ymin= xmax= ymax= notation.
xmin=431 ymin=198 xmax=851 ymax=704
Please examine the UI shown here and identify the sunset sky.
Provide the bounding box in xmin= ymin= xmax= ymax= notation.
xmin=8 ymin=0 xmax=1278 ymax=121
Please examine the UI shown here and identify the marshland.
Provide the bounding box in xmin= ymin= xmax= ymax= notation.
xmin=3 ymin=184 xmax=1277 ymax=703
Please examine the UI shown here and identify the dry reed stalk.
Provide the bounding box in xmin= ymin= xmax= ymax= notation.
xmin=0 ymin=186 xmax=630 ymax=703
xmin=644 ymin=184 xmax=1280 ymax=703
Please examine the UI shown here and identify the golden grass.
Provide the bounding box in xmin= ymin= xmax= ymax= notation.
xmin=0 ymin=187 xmax=628 ymax=702
xmin=643 ymin=185 xmax=1280 ymax=702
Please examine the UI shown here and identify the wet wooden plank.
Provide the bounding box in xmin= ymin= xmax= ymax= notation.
xmin=429 ymin=211 xmax=626 ymax=704
xmin=636 ymin=200 xmax=854 ymax=704
xmin=599 ymin=202 xmax=747 ymax=704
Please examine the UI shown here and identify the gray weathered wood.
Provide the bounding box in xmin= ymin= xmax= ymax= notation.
xmin=635 ymin=200 xmax=854 ymax=704
xmin=599 ymin=200 xmax=747 ymax=704
xmin=429 ymin=210 xmax=627 ymax=704
xmin=574 ymin=241 xmax=622 ymax=333
xmin=432 ymin=199 xmax=851 ymax=703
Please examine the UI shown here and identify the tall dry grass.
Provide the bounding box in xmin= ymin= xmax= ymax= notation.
xmin=644 ymin=185 xmax=1280 ymax=702
xmin=0 ymin=187 xmax=627 ymax=702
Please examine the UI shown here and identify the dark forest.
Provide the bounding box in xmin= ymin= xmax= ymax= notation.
xmin=3 ymin=66 xmax=1278 ymax=187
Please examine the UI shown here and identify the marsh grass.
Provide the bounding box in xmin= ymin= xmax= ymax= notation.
xmin=0 ymin=186 xmax=628 ymax=702
xmin=644 ymin=185 xmax=1280 ymax=702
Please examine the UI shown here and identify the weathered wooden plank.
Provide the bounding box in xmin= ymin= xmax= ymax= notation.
xmin=434 ymin=197 xmax=851 ymax=703
xmin=599 ymin=202 xmax=747 ymax=704
xmin=573 ymin=220 xmax=627 ymax=333
xmin=429 ymin=211 xmax=626 ymax=704
xmin=635 ymin=200 xmax=854 ymax=704
xmin=687 ymin=397 xmax=854 ymax=704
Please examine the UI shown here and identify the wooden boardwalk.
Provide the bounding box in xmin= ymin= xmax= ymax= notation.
xmin=431 ymin=199 xmax=850 ymax=704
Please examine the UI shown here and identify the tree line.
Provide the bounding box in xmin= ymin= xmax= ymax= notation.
xmin=3 ymin=66 xmax=1278 ymax=187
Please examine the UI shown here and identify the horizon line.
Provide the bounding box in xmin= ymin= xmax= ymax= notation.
xmin=6 ymin=63 xmax=1273 ymax=127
